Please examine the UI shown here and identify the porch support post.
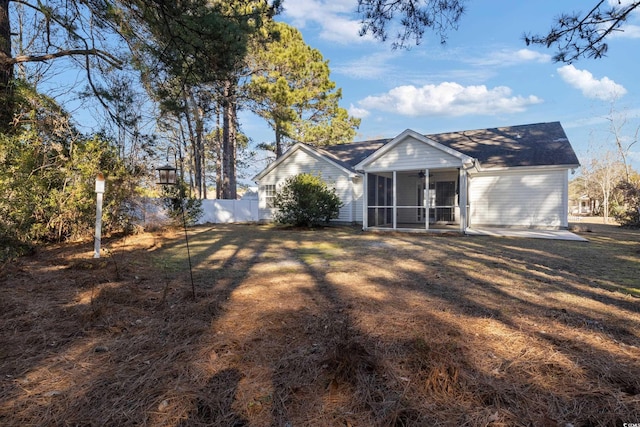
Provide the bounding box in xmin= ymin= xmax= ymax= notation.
xmin=392 ymin=170 xmax=397 ymax=229
xmin=425 ymin=169 xmax=429 ymax=230
xmin=459 ymin=167 xmax=468 ymax=232
xmin=363 ymin=172 xmax=368 ymax=230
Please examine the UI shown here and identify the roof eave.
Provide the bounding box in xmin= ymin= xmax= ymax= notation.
xmin=471 ymin=163 xmax=581 ymax=173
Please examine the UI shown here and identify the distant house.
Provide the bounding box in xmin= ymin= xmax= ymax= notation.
xmin=253 ymin=122 xmax=580 ymax=232
xmin=570 ymin=194 xmax=596 ymax=216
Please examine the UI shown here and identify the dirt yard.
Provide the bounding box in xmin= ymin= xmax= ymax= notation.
xmin=1 ymin=222 xmax=639 ymax=426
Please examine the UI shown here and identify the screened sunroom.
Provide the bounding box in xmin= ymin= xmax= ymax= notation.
xmin=364 ymin=168 xmax=468 ymax=231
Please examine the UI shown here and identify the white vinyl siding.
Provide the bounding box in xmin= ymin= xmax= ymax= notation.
xmin=365 ymin=136 xmax=461 ymax=171
xmin=257 ymin=146 xmax=359 ymax=223
xmin=469 ymin=169 xmax=566 ymax=228
xmin=352 ymin=176 xmax=364 ymax=223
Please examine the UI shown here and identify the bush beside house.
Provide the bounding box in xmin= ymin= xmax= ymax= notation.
xmin=273 ymin=174 xmax=342 ymax=227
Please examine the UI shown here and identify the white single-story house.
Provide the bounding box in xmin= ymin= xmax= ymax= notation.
xmin=253 ymin=122 xmax=581 ymax=232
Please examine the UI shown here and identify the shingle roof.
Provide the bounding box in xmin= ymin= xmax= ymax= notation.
xmin=316 ymin=138 xmax=390 ymax=170
xmin=426 ymin=122 xmax=580 ymax=168
xmin=318 ymin=122 xmax=580 ymax=170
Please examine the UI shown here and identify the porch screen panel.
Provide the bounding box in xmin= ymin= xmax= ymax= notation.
xmin=395 ymin=171 xmax=427 ymax=229
xmin=367 ymin=173 xmax=393 ymax=227
xmin=436 ymin=181 xmax=456 ymax=222
xmin=428 ymin=181 xmax=456 ymax=222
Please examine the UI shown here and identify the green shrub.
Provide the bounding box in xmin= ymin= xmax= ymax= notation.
xmin=613 ymin=180 xmax=640 ymax=228
xmin=273 ymin=173 xmax=342 ymax=227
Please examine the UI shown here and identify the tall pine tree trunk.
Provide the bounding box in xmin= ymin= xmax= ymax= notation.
xmin=185 ymin=91 xmax=205 ymax=199
xmin=193 ymin=110 xmax=204 ymax=198
xmin=215 ymin=108 xmax=222 ymax=199
xmin=221 ymin=79 xmax=237 ymax=199
xmin=275 ymin=123 xmax=284 ymax=158
xmin=0 ymin=0 xmax=14 ymax=132
xmin=201 ymin=141 xmax=207 ymax=199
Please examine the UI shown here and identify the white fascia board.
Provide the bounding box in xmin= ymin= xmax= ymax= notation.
xmin=470 ymin=164 xmax=580 ymax=175
xmin=354 ymin=128 xmax=474 ymax=170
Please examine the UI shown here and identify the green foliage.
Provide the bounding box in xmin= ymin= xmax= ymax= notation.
xmin=161 ymin=181 xmax=203 ymax=227
xmin=123 ymin=0 xmax=279 ymax=92
xmin=0 ymin=80 xmax=141 ymax=250
xmin=121 ymin=1 xmax=279 ymax=199
xmin=613 ymin=176 xmax=640 ymax=228
xmin=273 ymin=173 xmax=342 ymax=227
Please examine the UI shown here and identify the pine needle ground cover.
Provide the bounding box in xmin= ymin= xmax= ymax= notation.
xmin=1 ymin=222 xmax=638 ymax=426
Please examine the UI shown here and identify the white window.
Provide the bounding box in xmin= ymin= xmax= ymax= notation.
xmin=262 ymin=184 xmax=276 ymax=208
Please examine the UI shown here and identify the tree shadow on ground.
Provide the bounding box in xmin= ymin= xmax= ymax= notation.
xmin=1 ymin=224 xmax=639 ymax=426
xmin=178 ymin=368 xmax=248 ymax=427
xmin=0 ymin=225 xmax=272 ymax=426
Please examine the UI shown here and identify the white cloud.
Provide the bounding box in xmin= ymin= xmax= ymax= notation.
xmin=348 ymin=103 xmax=370 ymax=119
xmin=557 ymin=65 xmax=627 ymax=101
xmin=282 ymin=0 xmax=354 ymax=25
xmin=332 ymin=51 xmax=400 ymax=79
xmin=511 ymin=49 xmax=551 ymax=62
xmin=607 ymin=0 xmax=636 ymax=7
xmin=604 ymin=1 xmax=640 ymax=38
xmin=358 ymin=82 xmax=542 ymax=117
xmin=610 ymin=24 xmax=640 ymax=39
xmin=469 ymin=48 xmax=551 ymax=67
xmin=281 ymin=0 xmax=368 ymax=44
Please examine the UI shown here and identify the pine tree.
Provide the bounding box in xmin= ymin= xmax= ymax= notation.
xmin=247 ymin=22 xmax=360 ymax=158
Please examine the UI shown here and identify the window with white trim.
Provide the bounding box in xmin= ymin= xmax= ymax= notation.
xmin=262 ymin=184 xmax=276 ymax=208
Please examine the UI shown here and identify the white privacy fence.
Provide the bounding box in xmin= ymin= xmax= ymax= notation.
xmin=140 ymin=198 xmax=259 ymax=227
xmin=198 ymin=199 xmax=259 ymax=224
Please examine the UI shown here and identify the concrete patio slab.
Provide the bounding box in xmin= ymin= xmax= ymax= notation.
xmin=465 ymin=227 xmax=589 ymax=241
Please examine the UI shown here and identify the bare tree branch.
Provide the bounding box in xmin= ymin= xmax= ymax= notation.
xmin=6 ymin=48 xmax=122 ymax=67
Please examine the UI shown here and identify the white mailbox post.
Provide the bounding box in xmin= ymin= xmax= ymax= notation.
xmin=94 ymin=173 xmax=105 ymax=258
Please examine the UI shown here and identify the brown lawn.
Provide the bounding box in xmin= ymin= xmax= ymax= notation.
xmin=1 ymin=221 xmax=639 ymax=426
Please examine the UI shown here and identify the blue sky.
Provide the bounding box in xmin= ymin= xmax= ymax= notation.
xmin=241 ymin=0 xmax=640 ymax=174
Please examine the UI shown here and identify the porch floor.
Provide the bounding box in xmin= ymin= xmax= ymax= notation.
xmin=372 ymin=223 xmax=460 ymax=232
xmin=465 ymin=227 xmax=588 ymax=241
xmin=366 ymin=224 xmax=588 ymax=241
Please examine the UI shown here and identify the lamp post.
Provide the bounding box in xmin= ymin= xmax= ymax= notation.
xmin=94 ymin=173 xmax=106 ymax=258
xmin=156 ymin=149 xmax=196 ymax=299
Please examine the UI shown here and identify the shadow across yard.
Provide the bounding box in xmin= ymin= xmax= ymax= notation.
xmin=0 ymin=223 xmax=638 ymax=426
